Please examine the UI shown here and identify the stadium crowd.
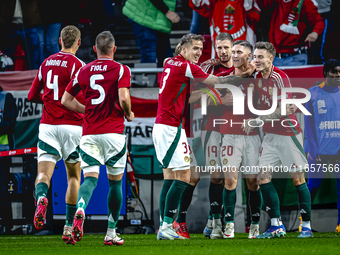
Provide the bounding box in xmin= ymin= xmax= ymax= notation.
xmin=0 ymin=0 xmax=339 ymax=69
xmin=0 ymin=0 xmax=340 ymax=246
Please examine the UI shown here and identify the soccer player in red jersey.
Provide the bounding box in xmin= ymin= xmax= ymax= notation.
xmin=173 ymin=33 xmax=236 ymax=240
xmin=198 ymin=33 xmax=235 ymax=239
xmin=219 ymin=40 xmax=261 ymax=239
xmin=28 ymin=25 xmax=85 ymax=244
xmin=62 ymin=31 xmax=134 ymax=245
xmin=154 ymin=33 xmax=243 ymax=240
xmin=243 ymin=41 xmax=312 ymax=238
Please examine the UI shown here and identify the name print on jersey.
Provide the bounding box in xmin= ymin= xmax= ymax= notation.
xmin=90 ymin=65 xmax=108 ymax=72
xmin=45 ymin=59 xmax=68 ymax=67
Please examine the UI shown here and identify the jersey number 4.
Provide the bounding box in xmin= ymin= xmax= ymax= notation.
xmin=47 ymin=70 xmax=59 ymax=100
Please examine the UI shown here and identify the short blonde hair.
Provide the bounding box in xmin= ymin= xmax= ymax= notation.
xmin=60 ymin=25 xmax=81 ymax=49
xmin=175 ymin=43 xmax=181 ymax=55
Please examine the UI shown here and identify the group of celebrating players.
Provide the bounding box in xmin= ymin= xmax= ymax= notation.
xmin=155 ymin=33 xmax=313 ymax=240
xmin=27 ymin=24 xmax=339 ymax=245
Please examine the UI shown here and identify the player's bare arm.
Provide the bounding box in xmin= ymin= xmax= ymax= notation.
xmin=28 ymin=77 xmax=44 ymax=104
xmin=221 ymin=92 xmax=233 ymax=106
xmin=189 ymin=89 xmax=206 ymax=104
xmin=61 ymin=91 xmax=85 ymax=113
xmin=201 ymin=58 xmax=220 ymax=70
xmin=119 ymin=87 xmax=134 ymax=122
xmin=203 ymin=74 xmax=243 ymax=87
xmin=206 ymin=90 xmax=233 ymax=106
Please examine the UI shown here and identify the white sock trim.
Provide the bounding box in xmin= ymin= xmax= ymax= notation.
xmin=302 ymin=221 xmax=311 ymax=229
xmin=271 ymin=218 xmax=282 ymax=226
xmin=107 ymin=228 xmax=116 ymax=238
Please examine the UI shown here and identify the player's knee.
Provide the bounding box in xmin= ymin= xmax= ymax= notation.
xmin=36 ymin=172 xmax=52 ymax=185
xmin=68 ymin=175 xmax=81 ymax=186
xmin=257 ymin=177 xmax=270 ymax=186
xmin=176 ymin=173 xmax=190 ymax=184
xmin=224 ymin=178 xmax=237 ymax=189
xmin=189 ymin=177 xmax=200 ymax=186
xmin=181 ymin=175 xmax=191 ymax=184
xmin=211 ymin=176 xmax=223 ymax=184
xmin=292 ymin=178 xmax=305 ymax=186
xmin=67 ymin=168 xmax=81 ymax=180
xmin=290 ymin=172 xmax=305 ymax=186
xmin=246 ymin=178 xmax=259 ymax=191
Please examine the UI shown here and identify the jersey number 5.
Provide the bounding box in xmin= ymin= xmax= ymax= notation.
xmin=90 ymin=74 xmax=105 ymax=105
xmin=159 ymin=68 xmax=170 ymax=94
xmin=47 ymin=70 xmax=59 ymax=100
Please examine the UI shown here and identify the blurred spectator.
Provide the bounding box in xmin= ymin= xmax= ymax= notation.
xmin=83 ymin=0 xmax=116 ymax=44
xmin=0 ymin=0 xmax=42 ymax=70
xmin=37 ymin=0 xmax=66 ymax=64
xmin=190 ymin=10 xmax=209 ymax=35
xmin=0 ymin=85 xmax=18 ymax=234
xmin=0 ymin=50 xmax=14 ymax=70
xmin=258 ymin=0 xmax=325 ymax=66
xmin=332 ymin=0 xmax=340 ymax=33
xmin=123 ymin=0 xmax=178 ymax=67
xmin=189 ymin=0 xmax=261 ymax=58
xmin=310 ymin=0 xmax=332 ymax=64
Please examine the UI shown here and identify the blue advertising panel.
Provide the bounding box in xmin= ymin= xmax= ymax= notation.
xmin=52 ymin=161 xmax=126 ymax=215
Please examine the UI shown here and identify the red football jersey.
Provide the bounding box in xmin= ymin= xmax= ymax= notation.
xmin=220 ymin=71 xmax=257 ymax=135
xmin=28 ymin=51 xmax=85 ymax=126
xmin=66 ymin=58 xmax=131 ymax=136
xmin=255 ymin=65 xmax=301 ymax=136
xmin=201 ymin=63 xmax=234 ymax=132
xmin=155 ymin=54 xmax=209 ymax=128
xmin=258 ymin=0 xmax=324 ymax=53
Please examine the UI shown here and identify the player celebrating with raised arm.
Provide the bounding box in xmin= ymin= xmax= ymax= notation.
xmin=28 ymin=25 xmax=85 ymax=244
xmin=154 ymin=33 xmax=244 ymax=240
xmin=243 ymin=41 xmax=312 ymax=238
xmin=62 ymin=31 xmax=134 ymax=245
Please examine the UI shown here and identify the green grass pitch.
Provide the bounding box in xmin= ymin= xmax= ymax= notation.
xmin=1 ymin=233 xmax=340 ymax=255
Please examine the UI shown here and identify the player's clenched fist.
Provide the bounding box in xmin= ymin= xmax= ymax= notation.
xmin=126 ymin=111 xmax=134 ymax=122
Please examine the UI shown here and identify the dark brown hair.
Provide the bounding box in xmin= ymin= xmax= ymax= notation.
xmin=255 ymin=41 xmax=276 ymax=57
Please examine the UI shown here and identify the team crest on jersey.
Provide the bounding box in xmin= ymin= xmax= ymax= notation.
xmin=317 ymin=100 xmax=327 ymax=114
xmin=210 ymin=159 xmax=216 ymax=166
xmin=184 ymin=156 xmax=190 ymax=163
xmin=258 ymin=79 xmax=263 ymax=88
xmin=190 ymin=157 xmax=193 ymax=164
xmin=224 ymin=4 xmax=235 ymax=30
xmin=269 ymin=86 xmax=273 ymax=96
xmin=222 ymin=158 xmax=228 ymax=165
